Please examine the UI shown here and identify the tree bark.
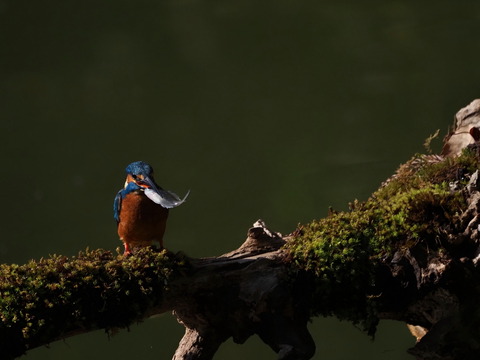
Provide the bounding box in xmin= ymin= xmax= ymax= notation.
xmin=2 ymin=99 xmax=480 ymax=360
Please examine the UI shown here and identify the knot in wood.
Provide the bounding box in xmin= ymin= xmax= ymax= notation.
xmin=247 ymin=219 xmax=282 ymax=241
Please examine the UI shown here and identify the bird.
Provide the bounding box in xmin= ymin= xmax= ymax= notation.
xmin=113 ymin=161 xmax=189 ymax=255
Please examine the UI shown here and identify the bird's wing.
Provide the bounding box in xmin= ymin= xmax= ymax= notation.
xmin=113 ymin=190 xmax=123 ymax=223
xmin=144 ymin=188 xmax=190 ymax=209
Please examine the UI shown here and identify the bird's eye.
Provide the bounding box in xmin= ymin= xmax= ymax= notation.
xmin=132 ymin=174 xmax=138 ymax=180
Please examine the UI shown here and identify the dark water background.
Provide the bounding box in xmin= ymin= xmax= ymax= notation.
xmin=2 ymin=1 xmax=480 ymax=359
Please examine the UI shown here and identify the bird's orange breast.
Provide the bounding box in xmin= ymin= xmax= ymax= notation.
xmin=117 ymin=190 xmax=169 ymax=249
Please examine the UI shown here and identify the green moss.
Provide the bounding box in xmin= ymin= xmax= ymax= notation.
xmin=286 ymin=148 xmax=479 ymax=334
xmin=0 ymin=248 xmax=187 ymax=359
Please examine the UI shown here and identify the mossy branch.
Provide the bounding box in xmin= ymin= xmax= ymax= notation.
xmin=3 ymin=100 xmax=480 ymax=360
xmin=0 ymin=249 xmax=186 ymax=358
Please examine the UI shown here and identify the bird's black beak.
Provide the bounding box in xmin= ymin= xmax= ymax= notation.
xmin=139 ymin=175 xmax=162 ymax=194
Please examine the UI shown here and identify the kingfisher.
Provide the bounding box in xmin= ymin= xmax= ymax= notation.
xmin=114 ymin=161 xmax=189 ymax=255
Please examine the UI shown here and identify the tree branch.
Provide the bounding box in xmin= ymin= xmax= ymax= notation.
xmin=2 ymin=99 xmax=480 ymax=360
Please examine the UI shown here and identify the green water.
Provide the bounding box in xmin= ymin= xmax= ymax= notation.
xmin=2 ymin=1 xmax=480 ymax=359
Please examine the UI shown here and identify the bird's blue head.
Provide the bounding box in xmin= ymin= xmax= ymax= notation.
xmin=125 ymin=161 xmax=154 ymax=177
